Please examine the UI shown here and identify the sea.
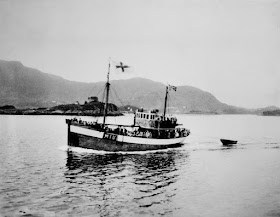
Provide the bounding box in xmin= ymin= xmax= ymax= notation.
xmin=0 ymin=114 xmax=280 ymax=217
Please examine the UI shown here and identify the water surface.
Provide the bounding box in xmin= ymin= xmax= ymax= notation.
xmin=0 ymin=115 xmax=280 ymax=217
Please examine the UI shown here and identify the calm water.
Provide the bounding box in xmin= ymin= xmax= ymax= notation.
xmin=0 ymin=114 xmax=280 ymax=217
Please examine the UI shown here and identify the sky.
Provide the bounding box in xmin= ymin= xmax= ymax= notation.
xmin=0 ymin=0 xmax=280 ymax=108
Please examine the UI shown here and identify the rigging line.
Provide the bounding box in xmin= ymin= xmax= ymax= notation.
xmin=111 ymin=86 xmax=126 ymax=108
xmin=108 ymin=89 xmax=118 ymax=125
xmin=107 ymin=87 xmax=114 ymax=104
xmin=87 ymin=80 xmax=106 ymax=98
xmin=101 ymin=83 xmax=106 ymax=104
xmin=94 ymin=83 xmax=106 ymax=99
xmin=87 ymin=84 xmax=97 ymax=97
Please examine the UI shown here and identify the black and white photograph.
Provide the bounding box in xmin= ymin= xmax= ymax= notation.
xmin=0 ymin=0 xmax=280 ymax=216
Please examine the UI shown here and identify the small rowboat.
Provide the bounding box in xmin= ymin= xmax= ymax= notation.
xmin=220 ymin=139 xmax=237 ymax=146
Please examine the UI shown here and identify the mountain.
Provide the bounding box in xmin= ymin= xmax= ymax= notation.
xmin=0 ymin=60 xmax=93 ymax=107
xmin=0 ymin=60 xmax=278 ymax=113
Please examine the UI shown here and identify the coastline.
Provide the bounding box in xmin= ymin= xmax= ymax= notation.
xmin=1 ymin=105 xmax=280 ymax=116
xmin=0 ymin=106 xmax=123 ymax=116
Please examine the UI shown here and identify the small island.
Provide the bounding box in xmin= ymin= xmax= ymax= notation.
xmin=263 ymin=109 xmax=280 ymax=116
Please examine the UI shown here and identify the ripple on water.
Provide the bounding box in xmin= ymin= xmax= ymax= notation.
xmin=1 ymin=115 xmax=280 ymax=216
xmin=53 ymin=149 xmax=188 ymax=216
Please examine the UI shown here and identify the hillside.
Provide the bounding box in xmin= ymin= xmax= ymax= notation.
xmin=0 ymin=60 xmax=277 ymax=114
xmin=0 ymin=60 xmax=93 ymax=107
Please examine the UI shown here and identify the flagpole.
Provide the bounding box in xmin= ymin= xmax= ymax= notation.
xmin=102 ymin=58 xmax=111 ymax=127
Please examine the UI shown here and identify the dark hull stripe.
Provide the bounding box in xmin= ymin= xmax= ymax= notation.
xmin=68 ymin=132 xmax=184 ymax=152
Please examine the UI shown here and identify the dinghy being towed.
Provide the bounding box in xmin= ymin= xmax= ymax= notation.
xmin=220 ymin=139 xmax=238 ymax=146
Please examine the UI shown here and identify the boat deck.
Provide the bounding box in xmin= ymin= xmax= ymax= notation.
xmin=67 ymin=119 xmax=189 ymax=139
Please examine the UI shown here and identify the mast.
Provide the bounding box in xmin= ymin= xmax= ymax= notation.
xmin=102 ymin=59 xmax=111 ymax=127
xmin=163 ymin=85 xmax=168 ymax=118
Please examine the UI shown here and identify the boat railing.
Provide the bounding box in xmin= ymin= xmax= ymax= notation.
xmin=67 ymin=118 xmax=190 ymax=139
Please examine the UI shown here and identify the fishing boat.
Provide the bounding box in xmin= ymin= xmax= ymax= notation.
xmin=220 ymin=139 xmax=237 ymax=146
xmin=66 ymin=60 xmax=190 ymax=152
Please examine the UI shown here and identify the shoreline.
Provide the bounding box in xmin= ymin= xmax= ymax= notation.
xmin=0 ymin=111 xmax=123 ymax=116
xmin=1 ymin=112 xmax=279 ymax=116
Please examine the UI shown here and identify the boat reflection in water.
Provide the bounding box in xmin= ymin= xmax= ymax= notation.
xmin=65 ymin=149 xmax=188 ymax=216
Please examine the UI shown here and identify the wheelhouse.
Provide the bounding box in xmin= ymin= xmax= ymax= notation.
xmin=135 ymin=109 xmax=178 ymax=129
xmin=135 ymin=111 xmax=157 ymax=121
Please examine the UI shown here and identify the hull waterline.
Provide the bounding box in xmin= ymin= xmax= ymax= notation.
xmin=67 ymin=124 xmax=187 ymax=152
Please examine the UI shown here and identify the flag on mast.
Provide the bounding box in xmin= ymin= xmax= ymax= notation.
xmin=168 ymin=85 xmax=177 ymax=91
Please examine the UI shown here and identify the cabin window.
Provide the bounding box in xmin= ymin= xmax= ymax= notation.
xmin=147 ymin=114 xmax=149 ymax=119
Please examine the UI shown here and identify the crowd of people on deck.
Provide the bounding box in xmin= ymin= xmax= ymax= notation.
xmin=71 ymin=118 xmax=103 ymax=130
xmin=153 ymin=116 xmax=178 ymax=128
xmin=69 ymin=118 xmax=189 ymax=139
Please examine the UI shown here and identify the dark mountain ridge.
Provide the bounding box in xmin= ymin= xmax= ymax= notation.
xmin=0 ymin=60 xmax=278 ymax=114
